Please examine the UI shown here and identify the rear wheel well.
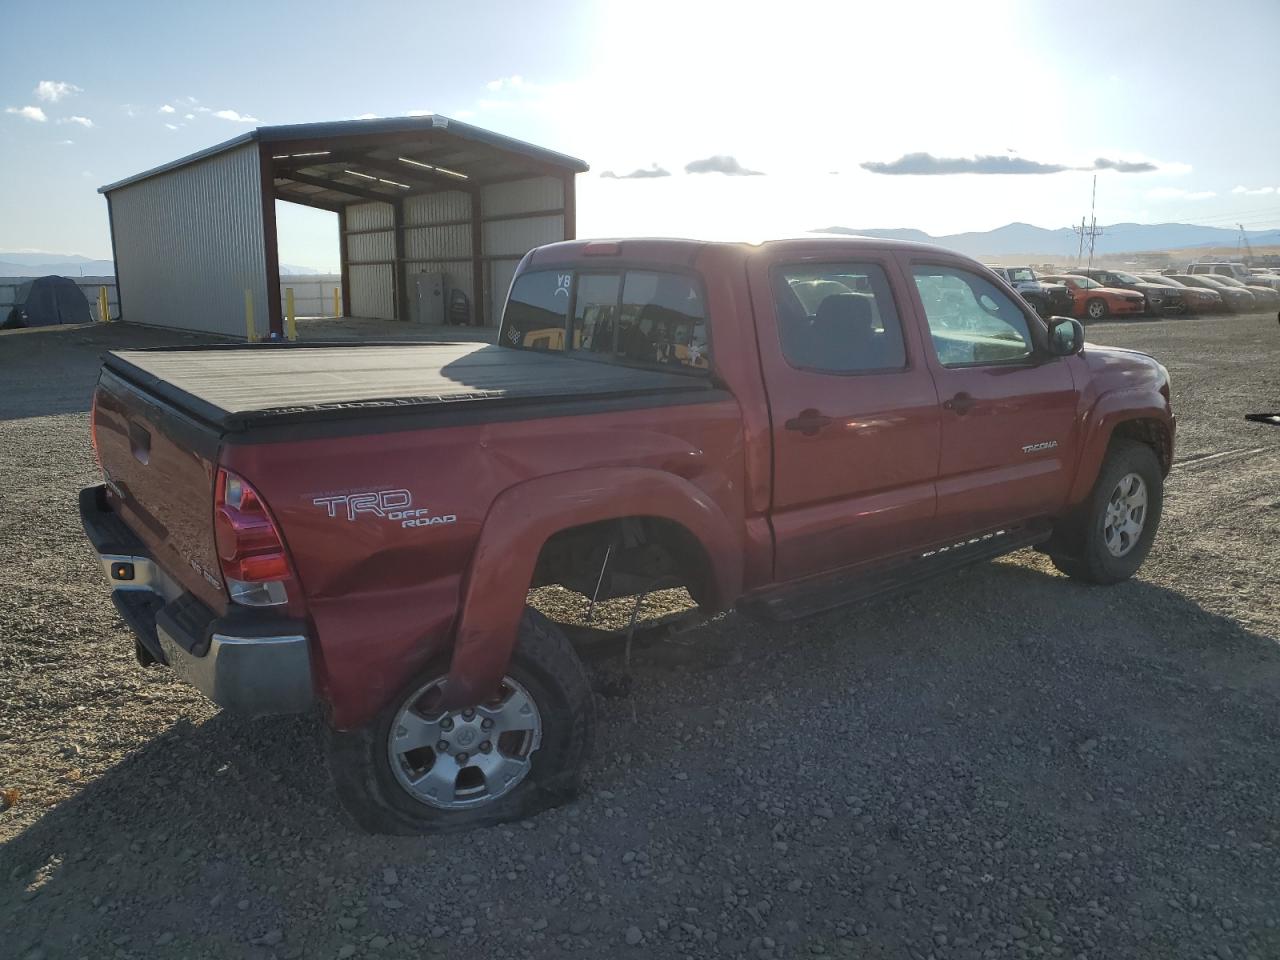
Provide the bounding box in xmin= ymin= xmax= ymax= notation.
xmin=1111 ymin=418 xmax=1172 ymax=475
xmin=531 ymin=516 xmax=715 ymax=609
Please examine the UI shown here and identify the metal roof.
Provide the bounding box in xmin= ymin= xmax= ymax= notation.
xmin=99 ymin=115 xmax=589 ymax=197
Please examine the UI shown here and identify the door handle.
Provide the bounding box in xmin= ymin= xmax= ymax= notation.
xmin=943 ymin=392 xmax=975 ymax=415
xmin=784 ymin=409 xmax=834 ymax=436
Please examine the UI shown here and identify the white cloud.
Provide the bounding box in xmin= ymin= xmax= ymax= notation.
xmin=1231 ymin=185 xmax=1276 ymax=196
xmin=486 ymin=75 xmax=525 ymax=92
xmin=164 ymin=123 xmax=180 ymax=131
xmin=60 ymin=115 xmax=94 ymax=128
xmin=195 ymin=106 xmax=211 ymax=113
xmin=213 ymin=109 xmax=258 ymax=123
xmin=57 ymin=139 xmax=75 ymax=145
xmin=353 ymin=112 xmax=380 ymax=120
xmin=159 ymin=104 xmax=176 ymax=114
xmin=6 ymin=105 xmax=47 ymax=122
xmin=1145 ymin=187 xmax=1216 ymax=201
xmin=35 ymin=80 xmax=82 ymax=103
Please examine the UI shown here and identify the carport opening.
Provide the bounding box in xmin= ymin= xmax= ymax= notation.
xmin=259 ymin=117 xmax=584 ymax=340
xmin=274 ymin=201 xmax=342 ymax=325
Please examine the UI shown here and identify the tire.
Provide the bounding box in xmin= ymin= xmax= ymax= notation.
xmin=328 ymin=607 xmax=595 ymax=834
xmin=1049 ymin=439 xmax=1163 ymax=585
xmin=1025 ymin=296 xmax=1049 ymax=319
xmin=1086 ymin=298 xmax=1108 ymax=320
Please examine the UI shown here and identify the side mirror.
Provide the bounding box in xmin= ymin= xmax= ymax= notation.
xmin=1047 ymin=316 xmax=1084 ymax=356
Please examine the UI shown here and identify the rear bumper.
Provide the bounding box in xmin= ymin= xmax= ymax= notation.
xmin=79 ymin=485 xmax=314 ymax=715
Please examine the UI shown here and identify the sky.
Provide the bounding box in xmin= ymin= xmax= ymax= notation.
xmin=2 ymin=0 xmax=1279 ymax=272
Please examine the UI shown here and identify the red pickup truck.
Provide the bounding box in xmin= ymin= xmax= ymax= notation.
xmin=82 ymin=237 xmax=1174 ymax=833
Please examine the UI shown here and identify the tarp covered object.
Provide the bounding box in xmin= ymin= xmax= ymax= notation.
xmin=2 ymin=276 xmax=93 ymax=328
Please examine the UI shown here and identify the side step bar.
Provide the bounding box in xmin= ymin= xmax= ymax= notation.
xmin=739 ymin=521 xmax=1054 ymax=622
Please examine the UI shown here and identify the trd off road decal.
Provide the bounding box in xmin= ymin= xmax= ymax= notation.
xmin=311 ymin=489 xmax=457 ymax=530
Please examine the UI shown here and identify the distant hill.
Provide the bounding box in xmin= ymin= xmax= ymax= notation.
xmin=814 ymin=222 xmax=1280 ymax=258
xmin=0 ymin=253 xmax=328 ymax=277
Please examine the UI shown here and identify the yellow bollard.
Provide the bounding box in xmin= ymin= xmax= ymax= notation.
xmin=98 ymin=286 xmax=109 ymax=323
xmin=285 ymin=287 xmax=297 ymax=341
xmin=333 ymin=287 xmax=341 ymax=318
xmin=244 ymin=289 xmax=257 ymax=342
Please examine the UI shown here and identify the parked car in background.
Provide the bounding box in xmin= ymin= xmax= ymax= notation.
xmin=985 ymin=265 xmax=1073 ymax=318
xmin=1170 ymin=274 xmax=1257 ymax=312
xmin=1068 ymin=268 xmax=1186 ymax=315
xmin=1042 ymin=274 xmax=1146 ymax=320
xmin=1188 ymin=262 xmax=1280 ymax=293
xmin=1135 ymin=274 xmax=1223 ymax=314
xmin=1202 ymin=273 xmax=1280 ymax=309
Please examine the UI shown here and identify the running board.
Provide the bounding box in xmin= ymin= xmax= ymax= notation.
xmin=740 ymin=521 xmax=1054 ymax=623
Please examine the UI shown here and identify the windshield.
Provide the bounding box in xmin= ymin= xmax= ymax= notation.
xmin=1113 ymin=271 xmax=1143 ymax=284
xmin=501 ymin=268 xmax=711 ymax=373
xmin=1007 ymin=268 xmax=1036 ymax=282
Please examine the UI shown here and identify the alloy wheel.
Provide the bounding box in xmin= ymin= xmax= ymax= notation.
xmin=1103 ymin=472 xmax=1147 ymax=558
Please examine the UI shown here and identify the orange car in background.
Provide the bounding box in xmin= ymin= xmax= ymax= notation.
xmin=1041 ymin=274 xmax=1146 ymax=320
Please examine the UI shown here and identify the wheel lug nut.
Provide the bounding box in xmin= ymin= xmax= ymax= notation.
xmin=436 ymin=740 xmax=449 ymax=753
xmin=481 ymin=718 xmax=494 ymax=730
xmin=480 ymin=741 xmax=492 ymax=753
xmin=456 ymin=753 xmax=469 ymax=765
xmin=462 ymin=708 xmax=475 ymax=721
xmin=440 ymin=718 xmax=453 ymax=731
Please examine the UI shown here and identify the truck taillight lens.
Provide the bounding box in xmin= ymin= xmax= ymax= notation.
xmin=214 ymin=468 xmax=293 ymax=607
xmin=90 ymin=396 xmax=101 ymax=469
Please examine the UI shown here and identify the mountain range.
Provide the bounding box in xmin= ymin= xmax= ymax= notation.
xmin=814 ymin=222 xmax=1280 ymax=259
xmin=0 ymin=252 xmax=326 ymax=277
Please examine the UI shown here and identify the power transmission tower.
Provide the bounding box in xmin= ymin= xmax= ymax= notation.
xmin=1073 ymin=176 xmax=1105 ymax=267
xmin=1237 ymin=223 xmax=1254 ymax=266
xmin=1088 ymin=177 xmax=1105 ymax=270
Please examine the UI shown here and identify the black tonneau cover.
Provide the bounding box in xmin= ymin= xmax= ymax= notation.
xmin=103 ymin=342 xmax=716 ymax=433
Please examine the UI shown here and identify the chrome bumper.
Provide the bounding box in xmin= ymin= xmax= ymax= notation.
xmin=80 ymin=485 xmax=314 ymax=716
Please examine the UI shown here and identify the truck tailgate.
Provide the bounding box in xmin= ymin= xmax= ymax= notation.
xmin=93 ymin=368 xmax=227 ymax=610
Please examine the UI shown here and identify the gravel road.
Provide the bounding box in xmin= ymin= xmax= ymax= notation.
xmin=2 ymin=315 xmax=1278 ymax=960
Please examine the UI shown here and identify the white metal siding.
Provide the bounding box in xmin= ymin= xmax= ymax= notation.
xmin=481 ymin=177 xmax=563 ymax=216
xmin=405 ymin=191 xmax=470 ymax=225
xmin=346 ymin=201 xmax=396 ymax=320
xmin=350 ymin=264 xmax=394 ymax=319
xmin=280 ymin=275 xmax=343 ymax=317
xmin=482 ymin=215 xmax=565 ymax=258
xmin=108 ymin=142 xmax=267 ymax=337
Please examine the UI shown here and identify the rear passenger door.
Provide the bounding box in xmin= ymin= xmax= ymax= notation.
xmin=748 ymin=251 xmax=941 ymax=582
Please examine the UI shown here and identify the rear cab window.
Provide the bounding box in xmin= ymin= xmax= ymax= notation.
xmin=501 ymin=268 xmax=710 ymax=373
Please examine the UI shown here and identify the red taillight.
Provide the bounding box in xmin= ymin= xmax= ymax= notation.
xmin=214 ymin=468 xmax=293 ymax=606
xmin=582 ymin=241 xmax=621 ymax=256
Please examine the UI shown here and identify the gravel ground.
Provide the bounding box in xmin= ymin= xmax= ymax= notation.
xmin=2 ymin=315 xmax=1278 ymax=960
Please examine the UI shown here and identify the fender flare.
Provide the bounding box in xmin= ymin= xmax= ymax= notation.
xmin=441 ymin=466 xmax=743 ymax=707
xmin=1066 ymin=389 xmax=1173 ymax=506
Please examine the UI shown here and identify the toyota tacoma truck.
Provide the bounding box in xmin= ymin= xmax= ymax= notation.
xmin=81 ymin=237 xmax=1175 ymax=833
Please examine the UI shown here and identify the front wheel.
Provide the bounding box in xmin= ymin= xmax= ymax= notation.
xmin=1049 ymin=439 xmax=1164 ymax=584
xmin=1086 ymin=298 xmax=1109 ymax=320
xmin=328 ymin=608 xmax=595 ymax=834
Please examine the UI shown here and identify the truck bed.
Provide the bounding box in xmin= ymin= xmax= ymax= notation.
xmin=104 ymin=342 xmax=716 ymax=433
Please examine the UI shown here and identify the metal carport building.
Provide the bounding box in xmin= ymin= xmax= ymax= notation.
xmin=99 ymin=115 xmax=588 ymax=338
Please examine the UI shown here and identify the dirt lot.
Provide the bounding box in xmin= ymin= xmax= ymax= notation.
xmin=2 ymin=315 xmax=1279 ymax=960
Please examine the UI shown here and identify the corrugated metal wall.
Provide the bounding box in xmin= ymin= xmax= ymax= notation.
xmin=481 ymin=176 xmax=565 ymax=325
xmin=108 ymin=142 xmax=267 ymax=337
xmin=403 ymin=190 xmax=473 ymax=322
xmin=346 ymin=201 xmax=395 ymax=320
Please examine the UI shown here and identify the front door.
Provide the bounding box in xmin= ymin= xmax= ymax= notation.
xmin=748 ymin=251 xmax=942 ymax=583
xmin=901 ymin=257 xmax=1080 ymax=539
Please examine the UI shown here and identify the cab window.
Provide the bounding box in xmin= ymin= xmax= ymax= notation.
xmin=771 ymin=263 xmax=907 ymax=373
xmin=912 ymin=266 xmax=1034 ymax=367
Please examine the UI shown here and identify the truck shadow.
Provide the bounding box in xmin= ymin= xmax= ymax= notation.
xmin=4 ymin=557 xmax=1279 ymax=945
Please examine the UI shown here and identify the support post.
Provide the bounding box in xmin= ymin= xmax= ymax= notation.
xmin=98 ymin=286 xmax=110 ymax=323
xmin=285 ymin=287 xmax=297 ymax=341
xmin=258 ymin=145 xmax=284 ymax=337
xmin=338 ymin=207 xmax=352 ymax=318
xmin=562 ymin=172 xmax=577 ymax=241
xmin=244 ymin=289 xmax=258 ymax=342
xmin=333 ymin=286 xmax=341 ymax=319
xmin=392 ymin=199 xmax=407 ymax=322
xmin=470 ymin=189 xmax=484 ymax=326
